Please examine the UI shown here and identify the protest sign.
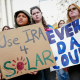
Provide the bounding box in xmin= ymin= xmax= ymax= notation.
xmin=0 ymin=23 xmax=56 ymax=79
xmin=46 ymin=19 xmax=80 ymax=71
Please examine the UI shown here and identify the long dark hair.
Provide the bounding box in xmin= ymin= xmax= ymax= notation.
xmin=30 ymin=6 xmax=48 ymax=28
xmin=2 ymin=26 xmax=10 ymax=31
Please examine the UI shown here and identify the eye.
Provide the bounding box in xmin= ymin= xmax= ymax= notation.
xmin=68 ymin=9 xmax=71 ymax=12
xmin=73 ymin=7 xmax=77 ymax=10
xmin=17 ymin=15 xmax=20 ymax=18
xmin=32 ymin=13 xmax=35 ymax=15
xmin=23 ymin=15 xmax=26 ymax=18
xmin=37 ymin=12 xmax=40 ymax=14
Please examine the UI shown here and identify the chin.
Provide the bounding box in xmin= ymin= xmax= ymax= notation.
xmin=36 ymin=19 xmax=40 ymax=21
xmin=71 ymin=15 xmax=76 ymax=17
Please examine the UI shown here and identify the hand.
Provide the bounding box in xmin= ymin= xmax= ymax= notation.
xmin=29 ymin=71 xmax=38 ymax=75
xmin=0 ymin=73 xmax=2 ymax=80
xmin=63 ymin=67 xmax=69 ymax=72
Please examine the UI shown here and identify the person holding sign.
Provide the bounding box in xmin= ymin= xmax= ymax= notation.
xmin=66 ymin=3 xmax=80 ymax=80
xmin=2 ymin=10 xmax=42 ymax=80
xmin=56 ymin=20 xmax=70 ymax=80
xmin=30 ymin=6 xmax=56 ymax=80
xmin=0 ymin=26 xmax=10 ymax=80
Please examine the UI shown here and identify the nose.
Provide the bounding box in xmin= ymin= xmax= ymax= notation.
xmin=20 ymin=16 xmax=22 ymax=18
xmin=71 ymin=9 xmax=73 ymax=11
xmin=35 ymin=13 xmax=38 ymax=16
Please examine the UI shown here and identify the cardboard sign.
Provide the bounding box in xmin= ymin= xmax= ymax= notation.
xmin=0 ymin=23 xmax=56 ymax=79
xmin=46 ymin=19 xmax=80 ymax=71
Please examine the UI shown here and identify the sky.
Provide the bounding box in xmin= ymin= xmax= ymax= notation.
xmin=12 ymin=0 xmax=58 ymax=25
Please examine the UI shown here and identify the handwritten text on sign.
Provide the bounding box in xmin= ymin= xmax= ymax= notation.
xmin=46 ymin=19 xmax=80 ymax=70
xmin=0 ymin=23 xmax=56 ymax=79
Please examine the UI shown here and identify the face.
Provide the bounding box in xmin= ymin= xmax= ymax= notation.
xmin=3 ymin=27 xmax=9 ymax=31
xmin=58 ymin=21 xmax=65 ymax=28
xmin=31 ymin=8 xmax=42 ymax=23
xmin=68 ymin=5 xmax=79 ymax=19
xmin=16 ymin=13 xmax=29 ymax=26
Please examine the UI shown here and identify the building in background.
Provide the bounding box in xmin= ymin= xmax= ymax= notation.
xmin=0 ymin=0 xmax=14 ymax=31
xmin=0 ymin=0 xmax=80 ymax=31
xmin=0 ymin=0 xmax=1 ymax=30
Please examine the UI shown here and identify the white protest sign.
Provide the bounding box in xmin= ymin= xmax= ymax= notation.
xmin=46 ymin=19 xmax=80 ymax=71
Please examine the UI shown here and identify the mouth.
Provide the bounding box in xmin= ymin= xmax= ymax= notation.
xmin=71 ymin=13 xmax=74 ymax=15
xmin=36 ymin=17 xmax=39 ymax=19
xmin=19 ymin=20 xmax=23 ymax=23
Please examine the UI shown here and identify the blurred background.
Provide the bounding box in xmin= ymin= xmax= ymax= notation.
xmin=0 ymin=0 xmax=80 ymax=31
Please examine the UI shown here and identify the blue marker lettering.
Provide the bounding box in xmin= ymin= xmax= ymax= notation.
xmin=65 ymin=23 xmax=74 ymax=37
xmin=70 ymin=37 xmax=80 ymax=50
xmin=61 ymin=54 xmax=69 ymax=66
xmin=46 ymin=30 xmax=56 ymax=44
xmin=68 ymin=49 xmax=79 ymax=64
xmin=55 ymin=27 xmax=64 ymax=40
xmin=72 ymin=19 xmax=80 ymax=34
xmin=57 ymin=41 xmax=66 ymax=54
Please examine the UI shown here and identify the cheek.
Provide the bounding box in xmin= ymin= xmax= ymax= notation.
xmin=32 ymin=15 xmax=36 ymax=20
xmin=41 ymin=15 xmax=42 ymax=19
xmin=68 ymin=12 xmax=71 ymax=17
xmin=39 ymin=13 xmax=42 ymax=18
xmin=16 ymin=18 xmax=19 ymax=23
xmin=24 ymin=18 xmax=28 ymax=24
xmin=38 ymin=14 xmax=42 ymax=20
xmin=77 ymin=11 xmax=79 ymax=16
xmin=59 ymin=24 xmax=61 ymax=27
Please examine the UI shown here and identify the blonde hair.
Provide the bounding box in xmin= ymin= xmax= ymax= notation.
xmin=66 ymin=3 xmax=80 ymax=23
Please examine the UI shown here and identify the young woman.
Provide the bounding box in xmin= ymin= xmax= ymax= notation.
xmin=58 ymin=20 xmax=65 ymax=28
xmin=30 ymin=6 xmax=56 ymax=80
xmin=66 ymin=3 xmax=80 ymax=80
xmin=2 ymin=10 xmax=42 ymax=80
xmin=67 ymin=3 xmax=80 ymax=23
xmin=56 ymin=20 xmax=70 ymax=80
xmin=14 ymin=10 xmax=42 ymax=80
xmin=0 ymin=26 xmax=10 ymax=80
